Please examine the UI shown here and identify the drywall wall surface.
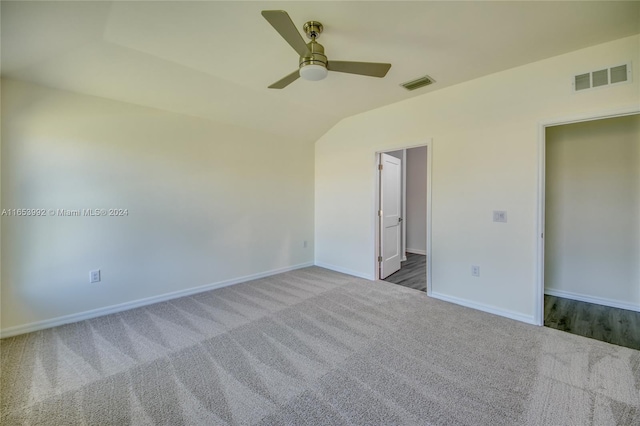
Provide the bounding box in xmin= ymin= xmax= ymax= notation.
xmin=1 ymin=79 xmax=314 ymax=331
xmin=545 ymin=114 xmax=639 ymax=308
xmin=406 ymin=146 xmax=427 ymax=253
xmin=315 ymin=35 xmax=640 ymax=321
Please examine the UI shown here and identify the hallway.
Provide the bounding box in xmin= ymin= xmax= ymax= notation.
xmin=382 ymin=253 xmax=426 ymax=292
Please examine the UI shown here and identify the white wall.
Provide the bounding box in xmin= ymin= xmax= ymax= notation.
xmin=545 ymin=114 xmax=640 ymax=310
xmin=1 ymin=79 xmax=315 ymax=334
xmin=406 ymin=146 xmax=427 ymax=254
xmin=315 ymin=35 xmax=640 ymax=323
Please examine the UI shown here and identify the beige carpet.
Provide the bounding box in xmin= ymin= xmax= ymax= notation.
xmin=1 ymin=266 xmax=639 ymax=425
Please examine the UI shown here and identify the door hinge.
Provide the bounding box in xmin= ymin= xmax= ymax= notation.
xmin=541 ymin=233 xmax=544 ymax=238
xmin=378 ymin=256 xmax=383 ymax=262
xmin=378 ymin=164 xmax=383 ymax=170
xmin=378 ymin=210 xmax=383 ymax=217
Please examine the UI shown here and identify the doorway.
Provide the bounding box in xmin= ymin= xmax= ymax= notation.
xmin=375 ymin=142 xmax=432 ymax=294
xmin=537 ymin=110 xmax=640 ymax=349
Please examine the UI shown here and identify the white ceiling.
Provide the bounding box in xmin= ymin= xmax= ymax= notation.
xmin=2 ymin=1 xmax=639 ymax=142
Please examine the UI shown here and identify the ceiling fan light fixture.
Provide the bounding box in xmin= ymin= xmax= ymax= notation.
xmin=299 ymin=63 xmax=328 ymax=81
xmin=261 ymin=11 xmax=391 ymax=89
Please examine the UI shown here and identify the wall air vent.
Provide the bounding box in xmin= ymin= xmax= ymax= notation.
xmin=610 ymin=64 xmax=629 ymax=84
xmin=401 ymin=75 xmax=435 ymax=91
xmin=573 ymin=63 xmax=632 ymax=92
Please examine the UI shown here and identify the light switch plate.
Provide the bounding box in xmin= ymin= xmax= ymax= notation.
xmin=493 ymin=210 xmax=507 ymax=223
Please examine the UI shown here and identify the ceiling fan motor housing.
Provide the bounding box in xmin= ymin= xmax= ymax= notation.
xmin=299 ymin=40 xmax=328 ymax=81
xmin=299 ymin=20 xmax=328 ymax=81
xmin=299 ymin=41 xmax=327 ymax=68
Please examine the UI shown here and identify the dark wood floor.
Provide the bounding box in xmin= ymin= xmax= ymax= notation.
xmin=383 ymin=253 xmax=426 ymax=292
xmin=544 ymin=294 xmax=640 ymax=350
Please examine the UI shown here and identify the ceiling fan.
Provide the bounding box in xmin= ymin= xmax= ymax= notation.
xmin=261 ymin=10 xmax=392 ymax=89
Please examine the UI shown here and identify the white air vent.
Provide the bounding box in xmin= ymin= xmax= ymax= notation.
xmin=573 ymin=63 xmax=632 ymax=92
xmin=574 ymin=73 xmax=590 ymax=91
xmin=592 ymin=69 xmax=608 ymax=87
xmin=610 ymin=64 xmax=628 ymax=84
xmin=401 ymin=75 xmax=435 ymax=91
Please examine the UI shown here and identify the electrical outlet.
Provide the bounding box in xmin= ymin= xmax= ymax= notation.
xmin=493 ymin=210 xmax=507 ymax=223
xmin=471 ymin=265 xmax=480 ymax=277
xmin=90 ymin=269 xmax=101 ymax=283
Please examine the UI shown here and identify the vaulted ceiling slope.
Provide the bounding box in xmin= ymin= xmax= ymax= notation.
xmin=2 ymin=1 xmax=639 ymax=142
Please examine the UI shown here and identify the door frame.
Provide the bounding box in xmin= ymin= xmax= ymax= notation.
xmin=374 ymin=139 xmax=433 ymax=295
xmin=535 ymin=106 xmax=640 ymax=326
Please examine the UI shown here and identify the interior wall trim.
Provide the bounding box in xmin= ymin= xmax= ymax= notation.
xmin=544 ymin=288 xmax=640 ymax=313
xmin=406 ymin=249 xmax=427 ymax=255
xmin=430 ymin=291 xmax=537 ymax=325
xmin=314 ymin=262 xmax=375 ymax=281
xmin=0 ymin=261 xmax=314 ymax=339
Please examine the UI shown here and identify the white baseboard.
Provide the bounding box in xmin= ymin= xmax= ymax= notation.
xmin=544 ymin=288 xmax=640 ymax=312
xmin=430 ymin=291 xmax=536 ymax=325
xmin=0 ymin=262 xmax=315 ymax=339
xmin=314 ymin=262 xmax=375 ymax=281
xmin=406 ymin=249 xmax=426 ymax=255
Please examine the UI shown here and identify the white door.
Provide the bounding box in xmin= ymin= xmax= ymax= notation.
xmin=380 ymin=153 xmax=402 ymax=279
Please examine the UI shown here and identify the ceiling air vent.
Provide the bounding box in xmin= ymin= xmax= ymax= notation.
xmin=573 ymin=63 xmax=632 ymax=92
xmin=401 ymin=75 xmax=435 ymax=91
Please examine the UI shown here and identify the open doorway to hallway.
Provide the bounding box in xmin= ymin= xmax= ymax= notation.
xmin=541 ymin=113 xmax=640 ymax=350
xmin=383 ymin=253 xmax=427 ymax=291
xmin=377 ymin=144 xmax=429 ymax=292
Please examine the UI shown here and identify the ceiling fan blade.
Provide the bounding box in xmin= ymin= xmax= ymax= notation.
xmin=268 ymin=70 xmax=300 ymax=89
xmin=328 ymin=61 xmax=392 ymax=78
xmin=261 ymin=10 xmax=308 ymax=57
